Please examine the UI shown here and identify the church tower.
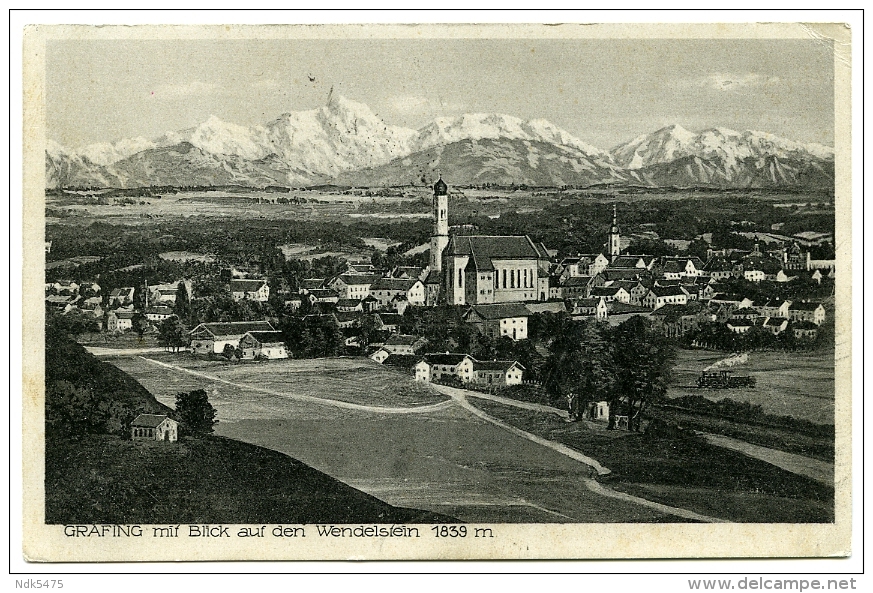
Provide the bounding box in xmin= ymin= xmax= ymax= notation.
xmin=609 ymin=204 xmax=621 ymax=261
xmin=430 ymin=175 xmax=449 ymax=272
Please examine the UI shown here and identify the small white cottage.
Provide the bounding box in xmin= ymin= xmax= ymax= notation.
xmin=131 ymin=414 xmax=178 ymax=442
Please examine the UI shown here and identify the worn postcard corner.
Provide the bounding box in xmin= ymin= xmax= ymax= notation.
xmin=22 ymin=21 xmax=850 ymax=562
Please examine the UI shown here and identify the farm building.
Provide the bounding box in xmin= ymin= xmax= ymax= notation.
xmin=419 ymin=353 xmax=476 ymax=383
xmin=106 ymin=310 xmax=134 ymax=332
xmin=131 ymin=414 xmax=178 ymax=442
xmin=789 ymin=302 xmax=826 ymax=325
xmin=189 ymin=321 xmax=276 ymax=355
xmin=230 ymin=279 xmax=270 ymax=302
xmin=471 ymin=360 xmax=525 ymax=387
xmin=463 ymin=302 xmax=530 ymax=340
xmin=382 ymin=334 xmax=427 ymax=356
xmin=239 ymin=331 xmax=288 ymax=360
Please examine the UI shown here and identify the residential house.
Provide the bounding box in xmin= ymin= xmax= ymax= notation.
xmin=374 ymin=313 xmax=402 ymax=333
xmin=239 ymin=331 xmax=288 ymax=359
xmin=306 ymin=289 xmax=340 ymax=305
xmin=131 ymin=414 xmax=178 ymax=442
xmin=589 ymin=285 xmax=631 ymax=304
xmin=369 ymin=348 xmax=392 ymax=364
xmin=792 ymin=320 xmax=820 ymax=340
xmin=463 ymin=303 xmax=530 ymax=340
xmin=106 ymin=310 xmax=135 ymax=332
xmin=608 ymin=255 xmax=655 ymax=271
xmin=789 ymin=302 xmax=826 ymax=325
xmin=382 ymin=334 xmax=427 ymax=356
xmin=658 ymin=256 xmax=704 ymax=280
xmin=702 ymin=257 xmax=739 ymax=281
xmin=145 ymin=306 xmax=175 ymax=323
xmin=230 ymin=279 xmax=269 ymax=302
xmin=471 ymin=360 xmax=525 ymax=387
xmin=298 ymin=278 xmax=325 ymax=294
xmin=109 ymin=287 xmax=135 ymax=307
xmin=570 ymin=297 xmax=609 ymax=321
xmin=336 ymin=298 xmax=364 ymax=313
xmin=560 ymin=275 xmax=592 ymax=299
xmin=603 ymin=302 xmax=653 ymax=326
xmin=189 ymin=321 xmax=276 ymax=355
xmin=759 ymin=299 xmax=792 ymax=319
xmin=650 ymin=304 xmax=703 ymax=337
xmin=730 ymin=307 xmax=761 ymax=322
xmin=45 ymin=294 xmax=77 ymax=312
xmin=726 ymin=320 xmax=754 ymax=334
xmin=370 ymin=277 xmax=426 ymax=309
xmin=524 ymin=301 xmax=567 ymax=315
xmin=760 ymin=317 xmax=789 ymax=336
xmin=420 ymin=353 xmax=476 ymax=383
xmin=327 ymin=274 xmax=380 ymax=300
xmin=642 ymin=285 xmax=689 ymax=310
xmin=586 ymin=253 xmax=611 ymax=276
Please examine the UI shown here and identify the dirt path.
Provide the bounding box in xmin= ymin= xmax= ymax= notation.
xmin=86 ymin=346 xmax=168 ymax=356
xmin=701 ymin=433 xmax=834 ymax=486
xmin=463 ymin=391 xmax=570 ymax=419
xmin=138 ymin=356 xmax=454 ymax=415
xmin=433 ymin=384 xmax=728 ymax=524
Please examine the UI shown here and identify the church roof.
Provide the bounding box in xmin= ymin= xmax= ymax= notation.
xmin=445 ymin=235 xmax=544 ymax=266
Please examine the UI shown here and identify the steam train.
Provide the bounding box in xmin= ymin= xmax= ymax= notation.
xmin=697 ymin=370 xmax=756 ymax=389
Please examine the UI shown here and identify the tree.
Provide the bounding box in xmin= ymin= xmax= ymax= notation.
xmin=158 ymin=315 xmax=187 ymax=352
xmin=609 ymin=316 xmax=676 ymax=431
xmin=174 ymin=281 xmax=191 ymax=322
xmin=173 ymin=389 xmax=218 ymax=436
xmin=541 ymin=319 xmax=615 ymax=419
xmin=131 ymin=311 xmax=150 ymax=341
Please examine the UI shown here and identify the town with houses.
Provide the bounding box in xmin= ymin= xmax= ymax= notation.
xmin=46 ymin=176 xmax=834 ymax=400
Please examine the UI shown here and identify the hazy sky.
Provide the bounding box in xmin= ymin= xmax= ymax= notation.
xmin=46 ymin=38 xmax=835 ymax=150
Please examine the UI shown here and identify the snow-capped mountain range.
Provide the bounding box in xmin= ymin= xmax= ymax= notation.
xmin=46 ymin=95 xmax=834 ymax=190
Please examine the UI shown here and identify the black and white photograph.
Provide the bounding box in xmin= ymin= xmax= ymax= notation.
xmin=20 ymin=20 xmax=853 ymax=562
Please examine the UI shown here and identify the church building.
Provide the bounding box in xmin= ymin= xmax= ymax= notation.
xmin=425 ymin=176 xmax=550 ymax=306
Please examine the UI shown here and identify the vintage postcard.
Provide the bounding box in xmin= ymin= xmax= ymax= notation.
xmin=21 ymin=22 xmax=852 ymax=562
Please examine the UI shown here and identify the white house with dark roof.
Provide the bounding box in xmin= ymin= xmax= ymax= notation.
xmin=789 ymin=302 xmax=826 ymax=325
xmin=189 ymin=321 xmax=276 ymax=355
xmin=382 ymin=334 xmax=427 ymax=356
xmin=327 ymin=274 xmax=380 ymax=300
xmin=642 ymin=285 xmax=689 ymax=310
xmin=106 ymin=310 xmax=135 ymax=332
xmin=419 ymin=353 xmax=476 ymax=383
xmin=370 ymin=277 xmax=426 ymax=308
xmin=131 ymin=414 xmax=177 ymax=442
xmin=239 ymin=330 xmax=288 ymax=359
xmin=471 ymin=360 xmax=525 ymax=387
xmin=463 ymin=303 xmax=530 ymax=340
xmin=230 ymin=278 xmax=269 ymax=302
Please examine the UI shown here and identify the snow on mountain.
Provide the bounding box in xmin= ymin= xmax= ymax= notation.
xmin=611 ymin=124 xmax=697 ymax=170
xmin=47 ymin=136 xmax=157 ymax=166
xmin=45 ymin=96 xmax=835 ymax=190
xmin=410 ymin=113 xmax=609 ymax=159
xmin=611 ymin=124 xmax=834 ymax=170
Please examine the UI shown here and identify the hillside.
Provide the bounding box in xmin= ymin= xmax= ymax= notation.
xmin=44 ymin=324 xmax=450 ymax=524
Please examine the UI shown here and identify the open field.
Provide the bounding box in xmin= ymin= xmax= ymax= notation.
xmin=103 ymin=352 xmax=682 ymax=522
xmin=472 ymin=400 xmax=833 ymax=523
xmin=106 ymin=354 xmax=449 ymax=420
xmin=667 ymin=348 xmax=835 ymax=425
xmin=102 ymin=350 xmax=831 ymax=523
